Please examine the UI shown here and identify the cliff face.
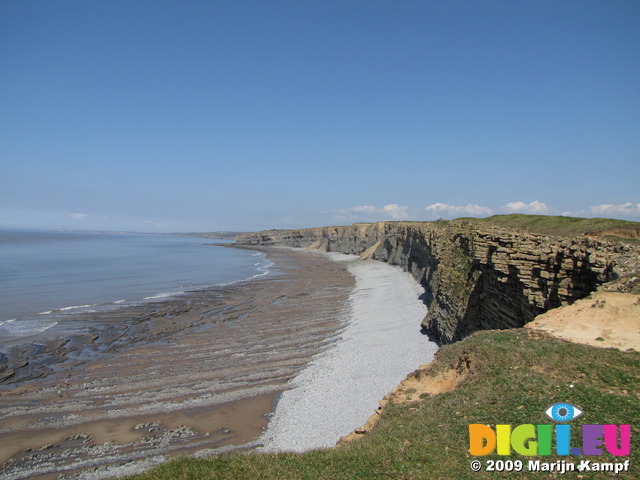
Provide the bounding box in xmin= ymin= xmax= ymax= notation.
xmin=236 ymin=221 xmax=640 ymax=344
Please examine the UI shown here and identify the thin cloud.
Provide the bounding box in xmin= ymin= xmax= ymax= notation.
xmin=279 ymin=216 xmax=296 ymax=225
xmin=424 ymin=203 xmax=493 ymax=218
xmin=70 ymin=213 xmax=87 ymax=221
xmin=352 ymin=205 xmax=379 ymax=214
xmin=502 ymin=201 xmax=552 ymax=215
xmin=337 ymin=204 xmax=411 ymax=222
xmin=587 ymin=202 xmax=640 ymax=219
xmin=382 ymin=204 xmax=410 ymax=220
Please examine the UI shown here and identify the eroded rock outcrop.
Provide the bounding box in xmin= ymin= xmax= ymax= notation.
xmin=236 ymin=221 xmax=640 ymax=343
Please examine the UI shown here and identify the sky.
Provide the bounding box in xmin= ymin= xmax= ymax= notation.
xmin=1 ymin=0 xmax=639 ymax=233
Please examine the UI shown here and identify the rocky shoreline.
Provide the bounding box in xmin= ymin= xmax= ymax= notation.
xmin=0 ymin=247 xmax=355 ymax=479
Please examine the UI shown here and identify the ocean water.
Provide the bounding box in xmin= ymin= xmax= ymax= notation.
xmin=0 ymin=230 xmax=270 ymax=343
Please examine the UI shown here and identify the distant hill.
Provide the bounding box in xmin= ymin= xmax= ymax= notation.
xmin=186 ymin=231 xmax=246 ymax=240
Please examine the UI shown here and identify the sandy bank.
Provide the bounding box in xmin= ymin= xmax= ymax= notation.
xmin=260 ymin=253 xmax=438 ymax=452
xmin=526 ymin=291 xmax=640 ymax=351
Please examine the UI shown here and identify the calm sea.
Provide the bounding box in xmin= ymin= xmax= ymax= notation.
xmin=0 ymin=230 xmax=270 ymax=343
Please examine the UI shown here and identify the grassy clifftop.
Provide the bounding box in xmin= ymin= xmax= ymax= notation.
xmin=453 ymin=214 xmax=640 ymax=242
xmin=127 ymin=329 xmax=639 ymax=480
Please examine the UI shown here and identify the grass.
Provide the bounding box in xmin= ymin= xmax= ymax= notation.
xmin=125 ymin=329 xmax=639 ymax=480
xmin=385 ymin=214 xmax=640 ymax=243
xmin=453 ymin=214 xmax=640 ymax=240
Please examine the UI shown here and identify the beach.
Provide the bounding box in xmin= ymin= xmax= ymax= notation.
xmin=0 ymin=247 xmax=354 ymax=479
xmin=260 ymin=253 xmax=438 ymax=452
xmin=0 ymin=246 xmax=436 ymax=479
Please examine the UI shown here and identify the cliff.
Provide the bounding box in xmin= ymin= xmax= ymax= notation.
xmin=236 ymin=218 xmax=640 ymax=343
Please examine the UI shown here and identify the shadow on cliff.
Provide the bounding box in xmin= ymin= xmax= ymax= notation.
xmin=418 ymin=291 xmax=441 ymax=345
xmin=418 ymin=290 xmax=432 ymax=308
xmin=452 ymin=266 xmax=544 ymax=342
xmin=418 ymin=326 xmax=441 ymax=346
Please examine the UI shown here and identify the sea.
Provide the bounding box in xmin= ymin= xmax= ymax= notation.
xmin=0 ymin=230 xmax=271 ymax=346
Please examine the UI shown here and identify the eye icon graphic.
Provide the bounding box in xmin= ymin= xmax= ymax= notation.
xmin=545 ymin=403 xmax=583 ymax=422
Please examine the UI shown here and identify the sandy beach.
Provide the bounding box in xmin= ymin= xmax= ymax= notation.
xmin=0 ymin=247 xmax=355 ymax=479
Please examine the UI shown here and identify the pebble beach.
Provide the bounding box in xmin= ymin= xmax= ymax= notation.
xmin=260 ymin=252 xmax=438 ymax=452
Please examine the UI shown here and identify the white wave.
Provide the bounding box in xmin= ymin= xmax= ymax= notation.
xmin=59 ymin=304 xmax=94 ymax=311
xmin=219 ymin=257 xmax=274 ymax=286
xmin=249 ymin=271 xmax=270 ymax=280
xmin=39 ymin=321 xmax=58 ymax=332
xmin=251 ymin=261 xmax=273 ymax=279
xmin=259 ymin=259 xmax=274 ymax=270
xmin=37 ymin=304 xmax=95 ymax=316
xmin=1 ymin=318 xmax=58 ymax=336
xmin=143 ymin=292 xmax=181 ymax=300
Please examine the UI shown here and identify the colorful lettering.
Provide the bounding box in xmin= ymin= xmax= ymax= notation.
xmin=604 ymin=425 xmax=631 ymax=456
xmin=468 ymin=424 xmax=495 ymax=456
xmin=582 ymin=425 xmax=604 ymax=455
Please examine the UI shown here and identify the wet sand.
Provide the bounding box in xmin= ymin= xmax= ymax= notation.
xmin=0 ymin=247 xmax=354 ymax=480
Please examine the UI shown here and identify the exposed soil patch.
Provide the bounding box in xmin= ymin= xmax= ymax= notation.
xmin=526 ymin=291 xmax=640 ymax=351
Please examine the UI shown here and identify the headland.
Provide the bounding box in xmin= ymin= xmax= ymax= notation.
xmin=235 ymin=215 xmax=640 ymax=344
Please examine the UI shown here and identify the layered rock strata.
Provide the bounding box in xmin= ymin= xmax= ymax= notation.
xmin=236 ymin=221 xmax=640 ymax=343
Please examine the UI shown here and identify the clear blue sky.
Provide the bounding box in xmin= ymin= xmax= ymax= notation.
xmin=1 ymin=0 xmax=639 ymax=232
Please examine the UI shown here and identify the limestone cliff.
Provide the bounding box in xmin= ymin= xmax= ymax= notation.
xmin=236 ymin=220 xmax=640 ymax=343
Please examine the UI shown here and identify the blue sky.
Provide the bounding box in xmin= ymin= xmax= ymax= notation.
xmin=1 ymin=0 xmax=639 ymax=232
